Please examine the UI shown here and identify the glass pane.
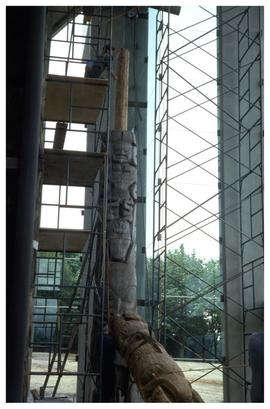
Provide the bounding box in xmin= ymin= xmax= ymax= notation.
xmin=42 ymin=185 xmax=60 ymax=205
xmin=59 ymin=207 xmax=84 ymax=229
xmin=67 ymin=186 xmax=85 ymax=206
xmin=40 ymin=205 xmax=59 ymax=228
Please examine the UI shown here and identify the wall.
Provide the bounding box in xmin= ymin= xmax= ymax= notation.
xmin=217 ymin=6 xmax=264 ymax=402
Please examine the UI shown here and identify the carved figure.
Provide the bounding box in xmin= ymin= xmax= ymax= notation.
xmin=107 ymin=130 xmax=137 ymax=314
xmin=110 ymin=311 xmax=204 ymax=403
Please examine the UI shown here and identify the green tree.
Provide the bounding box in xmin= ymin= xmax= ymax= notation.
xmin=147 ymin=245 xmax=222 ymax=358
xmin=61 ymin=253 xmax=82 ymax=302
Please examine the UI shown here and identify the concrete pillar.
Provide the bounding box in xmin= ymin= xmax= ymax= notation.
xmin=6 ymin=6 xmax=46 ymax=402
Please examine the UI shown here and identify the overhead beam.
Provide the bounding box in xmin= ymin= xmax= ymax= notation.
xmin=151 ymin=6 xmax=181 ymax=16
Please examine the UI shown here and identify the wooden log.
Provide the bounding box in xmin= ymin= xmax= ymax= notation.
xmin=115 ymin=48 xmax=129 ymax=131
xmin=110 ymin=311 xmax=204 ymax=403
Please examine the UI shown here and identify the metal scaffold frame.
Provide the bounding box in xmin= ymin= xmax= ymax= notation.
xmin=29 ymin=6 xmax=113 ymax=402
xmin=151 ymin=6 xmax=264 ymax=402
xmin=152 ymin=9 xmax=170 ymax=347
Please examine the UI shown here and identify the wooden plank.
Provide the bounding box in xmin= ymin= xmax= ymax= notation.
xmin=39 ymin=228 xmax=89 ymax=252
xmin=43 ymin=148 xmax=104 ymax=187
xmin=53 ymin=122 xmax=67 ymax=150
xmin=44 ymin=75 xmax=108 ymax=124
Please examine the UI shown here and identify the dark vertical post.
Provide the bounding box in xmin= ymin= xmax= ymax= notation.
xmin=6 ymin=6 xmax=45 ymax=402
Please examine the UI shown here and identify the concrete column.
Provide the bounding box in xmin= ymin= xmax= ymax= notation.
xmin=6 ymin=6 xmax=46 ymax=402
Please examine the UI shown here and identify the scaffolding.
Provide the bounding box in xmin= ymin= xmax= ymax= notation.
xmin=152 ymin=9 xmax=170 ymax=347
xmin=30 ymin=6 xmax=112 ymax=401
xmin=150 ymin=6 xmax=263 ymax=402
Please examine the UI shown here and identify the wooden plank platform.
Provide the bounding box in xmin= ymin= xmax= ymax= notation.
xmin=44 ymin=74 xmax=108 ymax=124
xmin=43 ymin=148 xmax=104 ymax=187
xmin=38 ymin=228 xmax=89 ymax=252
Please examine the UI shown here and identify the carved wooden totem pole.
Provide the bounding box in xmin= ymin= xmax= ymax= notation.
xmin=107 ymin=129 xmax=137 ymax=315
xmin=105 ymin=49 xmax=204 ymax=403
xmin=107 ymin=49 xmax=137 ymax=318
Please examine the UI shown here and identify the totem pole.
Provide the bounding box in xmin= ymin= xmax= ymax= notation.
xmin=106 ymin=48 xmax=137 ymax=316
xmin=107 ymin=129 xmax=137 ymax=315
xmin=105 ymin=49 xmax=203 ymax=403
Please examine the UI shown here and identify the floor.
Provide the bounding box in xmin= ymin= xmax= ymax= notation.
xmin=29 ymin=352 xmax=78 ymax=402
xmin=29 ymin=353 xmax=223 ymax=402
xmin=177 ymin=360 xmax=223 ymax=403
